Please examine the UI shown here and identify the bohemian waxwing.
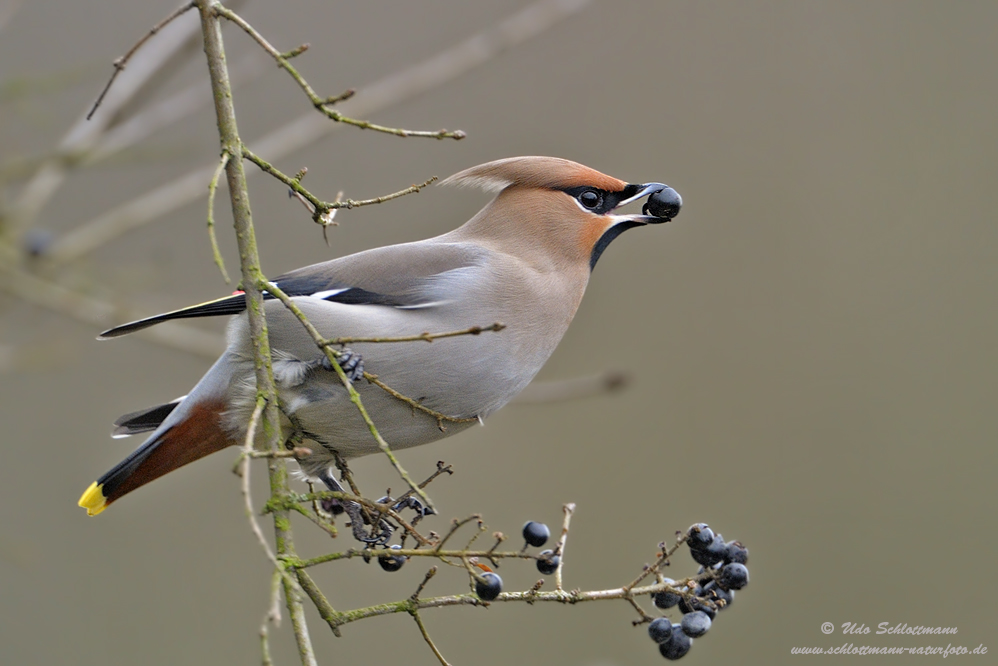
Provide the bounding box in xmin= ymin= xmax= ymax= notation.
xmin=78 ymin=156 xmax=682 ymax=517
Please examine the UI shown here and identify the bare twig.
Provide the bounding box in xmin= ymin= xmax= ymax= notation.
xmin=395 ymin=461 xmax=454 ymax=506
xmin=85 ymin=52 xmax=268 ymax=166
xmin=302 ymin=576 xmax=696 ymax=628
xmin=323 ymin=323 xmax=504 ymax=346
xmin=241 ymin=143 xmax=437 ymax=223
xmin=553 ymin=503 xmax=576 ymax=592
xmin=412 ymin=611 xmax=452 ymax=666
xmin=362 ymin=374 xmax=478 ymax=430
xmin=247 ymin=447 xmax=313 ymax=459
xmin=295 ymin=569 xmax=342 ymax=638
xmin=87 ymin=2 xmax=197 ymax=119
xmin=236 ymin=396 xmax=302 ymax=590
xmin=411 ymin=567 xmax=438 ymax=601
xmin=214 ymin=4 xmax=465 ymax=140
xmin=259 ymin=567 xmax=282 ymax=666
xmin=207 ymin=151 xmax=232 ymax=283
xmin=433 ymin=515 xmax=483 ymax=554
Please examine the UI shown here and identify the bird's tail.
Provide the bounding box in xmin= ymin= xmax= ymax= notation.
xmin=78 ymin=397 xmax=235 ymax=516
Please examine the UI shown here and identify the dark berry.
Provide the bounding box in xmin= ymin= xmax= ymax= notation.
xmin=719 ymin=562 xmax=749 ymax=590
xmin=653 ymin=578 xmax=681 ymax=609
xmin=643 ymin=186 xmax=683 ymax=220
xmin=522 ymin=521 xmax=550 ymax=548
xmin=687 ymin=523 xmax=714 ymax=551
xmin=702 ymin=581 xmax=734 ymax=609
xmin=648 ymin=617 xmax=673 ymax=644
xmin=725 ymin=540 xmax=749 ymax=565
xmin=681 ymin=611 xmax=711 ymax=638
xmin=475 ymin=572 xmax=503 ymax=601
xmin=378 ymin=545 xmax=406 ymax=572
xmin=536 ymin=549 xmax=560 ymax=575
xmin=678 ymin=596 xmax=717 ymax=620
xmin=659 ymin=625 xmax=692 ymax=660
xmin=690 ymin=534 xmax=727 ymax=567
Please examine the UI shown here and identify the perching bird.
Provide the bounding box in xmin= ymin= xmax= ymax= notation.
xmin=78 ymin=156 xmax=682 ymax=519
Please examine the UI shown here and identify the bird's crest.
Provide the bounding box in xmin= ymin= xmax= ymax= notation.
xmin=440 ymin=156 xmax=627 ymax=194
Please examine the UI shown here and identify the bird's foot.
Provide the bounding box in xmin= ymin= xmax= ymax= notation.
xmin=344 ymin=502 xmax=393 ymax=545
xmin=322 ymin=347 xmax=364 ymax=381
xmin=319 ymin=471 xmax=393 ymax=545
xmin=377 ymin=493 xmax=436 ymax=518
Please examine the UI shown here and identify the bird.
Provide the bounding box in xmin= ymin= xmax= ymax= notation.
xmin=78 ymin=156 xmax=682 ymax=521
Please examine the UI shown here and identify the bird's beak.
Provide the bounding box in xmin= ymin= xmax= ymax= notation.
xmin=613 ymin=182 xmax=683 ymax=224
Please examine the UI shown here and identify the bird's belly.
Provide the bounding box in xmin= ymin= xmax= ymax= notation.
xmin=224 ymin=300 xmax=546 ymax=463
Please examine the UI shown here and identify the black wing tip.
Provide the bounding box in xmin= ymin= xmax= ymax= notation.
xmin=97 ymin=320 xmax=152 ymax=339
xmin=95 ymin=294 xmax=248 ymax=340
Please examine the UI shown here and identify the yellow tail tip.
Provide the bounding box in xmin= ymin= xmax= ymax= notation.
xmin=78 ymin=481 xmax=107 ymax=516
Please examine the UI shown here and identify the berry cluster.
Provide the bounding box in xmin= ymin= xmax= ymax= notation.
xmin=522 ymin=520 xmax=562 ymax=576
xmin=647 ymin=523 xmax=749 ymax=660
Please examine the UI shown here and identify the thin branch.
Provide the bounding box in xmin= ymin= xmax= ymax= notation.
xmin=285 ymin=502 xmax=338 ymax=539
xmin=207 ymin=151 xmax=232 ymax=282
xmin=248 ymin=447 xmax=313 ymax=459
xmin=411 ymin=567 xmax=438 ymax=601
xmin=259 ymin=568 xmax=282 ymax=666
xmin=323 ymin=323 xmax=505 ymax=346
xmin=85 ymin=52 xmax=269 ymax=166
xmin=196 ymin=3 xmax=315 ymax=665
xmin=214 ymin=4 xmax=464 ymax=140
xmin=287 ymin=547 xmax=536 ymax=570
xmin=241 ymin=143 xmax=436 ymax=223
xmin=88 ymin=2 xmax=198 ymax=119
xmin=432 ymin=515 xmax=483 ymax=554
xmin=237 ymin=397 xmax=279 ymax=565
xmin=412 ymin=611 xmax=452 ymax=666
xmin=283 ymin=574 xmax=702 ymax=641
xmin=295 ymin=569 xmax=342 ymax=638
xmin=395 ymin=461 xmax=454 ymax=506
xmin=363 ymin=374 xmax=478 ymax=430
xmin=624 ymin=534 xmax=688 ymax=593
xmin=553 ymin=503 xmax=576 ymax=592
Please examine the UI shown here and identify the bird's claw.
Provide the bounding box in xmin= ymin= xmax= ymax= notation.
xmin=377 ymin=494 xmax=435 ymax=517
xmin=322 ymin=347 xmax=364 ymax=381
xmin=343 ymin=502 xmax=393 ymax=545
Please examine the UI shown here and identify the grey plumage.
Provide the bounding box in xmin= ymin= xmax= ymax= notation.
xmin=78 ymin=156 xmax=681 ymax=515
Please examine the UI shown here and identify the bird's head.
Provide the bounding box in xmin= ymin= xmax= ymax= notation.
xmin=442 ymin=156 xmax=681 ymax=270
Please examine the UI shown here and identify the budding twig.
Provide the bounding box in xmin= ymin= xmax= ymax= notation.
xmin=323 ymin=323 xmax=505 ymax=346
xmin=215 ymin=5 xmax=465 ymax=140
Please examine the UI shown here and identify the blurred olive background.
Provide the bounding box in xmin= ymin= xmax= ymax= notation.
xmin=1 ymin=1 xmax=995 ymax=664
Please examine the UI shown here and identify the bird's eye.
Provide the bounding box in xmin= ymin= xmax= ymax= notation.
xmin=579 ymin=190 xmax=602 ymax=209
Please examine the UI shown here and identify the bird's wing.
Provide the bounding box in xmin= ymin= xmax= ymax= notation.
xmin=98 ymin=241 xmax=485 ymax=338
